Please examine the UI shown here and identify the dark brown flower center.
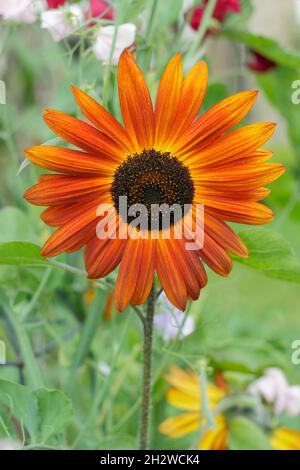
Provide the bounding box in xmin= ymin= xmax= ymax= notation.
xmin=110 ymin=149 xmax=195 ymax=229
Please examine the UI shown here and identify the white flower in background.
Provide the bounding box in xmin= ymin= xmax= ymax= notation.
xmin=0 ymin=0 xmax=38 ymax=23
xmin=154 ymin=292 xmax=195 ymax=342
xmin=181 ymin=0 xmax=196 ymax=14
xmin=248 ymin=367 xmax=300 ymax=417
xmin=284 ymin=385 xmax=300 ymax=417
xmin=92 ymin=23 xmax=136 ymax=65
xmin=0 ymin=438 xmax=22 ymax=450
xmin=248 ymin=368 xmax=288 ymax=409
xmin=41 ymin=4 xmax=83 ymax=42
xmin=98 ymin=361 xmax=111 ymax=377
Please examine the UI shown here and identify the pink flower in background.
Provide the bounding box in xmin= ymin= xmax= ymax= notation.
xmin=284 ymin=386 xmax=300 ymax=417
xmin=189 ymin=0 xmax=241 ymax=31
xmin=247 ymin=50 xmax=277 ymax=73
xmin=248 ymin=368 xmax=300 ymax=417
xmin=0 ymin=0 xmax=37 ymax=23
xmin=92 ymin=23 xmax=136 ymax=64
xmin=41 ymin=4 xmax=83 ymax=42
xmin=46 ymin=0 xmax=67 ymax=8
xmin=89 ymin=0 xmax=114 ymax=20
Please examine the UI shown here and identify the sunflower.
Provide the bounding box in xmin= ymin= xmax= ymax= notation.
xmin=24 ymin=50 xmax=284 ymax=312
xmin=159 ymin=365 xmax=228 ymax=450
xmin=159 ymin=366 xmax=300 ymax=450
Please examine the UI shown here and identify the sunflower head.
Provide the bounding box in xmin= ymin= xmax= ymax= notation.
xmin=23 ymin=49 xmax=285 ymax=312
xmin=110 ymin=148 xmax=195 ymax=227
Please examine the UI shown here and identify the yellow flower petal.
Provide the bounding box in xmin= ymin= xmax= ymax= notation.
xmin=159 ymin=412 xmax=199 ymax=438
xmin=198 ymin=415 xmax=228 ymax=450
xmin=270 ymin=428 xmax=300 ymax=450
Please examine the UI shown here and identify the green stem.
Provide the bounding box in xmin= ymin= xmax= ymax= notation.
xmin=139 ymin=283 xmax=157 ymax=450
xmin=102 ymin=1 xmax=121 ymax=108
xmin=138 ymin=0 xmax=159 ymax=73
xmin=48 ymin=259 xmax=110 ymax=290
xmin=23 ymin=267 xmax=52 ymax=320
xmin=184 ymin=0 xmax=217 ymax=64
xmin=199 ymin=360 xmax=215 ymax=429
xmin=191 ymin=359 xmax=215 ymax=449
xmin=7 ymin=307 xmax=44 ymax=388
xmin=66 ymin=289 xmax=105 ymax=392
xmin=145 ymin=0 xmax=158 ymax=42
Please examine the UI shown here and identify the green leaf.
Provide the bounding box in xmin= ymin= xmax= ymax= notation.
xmin=0 ymin=379 xmax=40 ymax=442
xmin=211 ymin=341 xmax=286 ymax=374
xmin=119 ymin=0 xmax=149 ymax=22
xmin=234 ymin=228 xmax=300 ymax=283
xmin=0 ymin=380 xmax=73 ymax=444
xmin=0 ymin=207 xmax=39 ymax=243
xmin=223 ymin=371 xmax=256 ymax=388
xmin=202 ymin=83 xmax=228 ymax=113
xmin=256 ymin=67 xmax=300 ymax=161
xmin=34 ymin=388 xmax=74 ymax=442
xmin=223 ymin=30 xmax=300 ymax=69
xmin=151 ymin=0 xmax=183 ymax=30
xmin=0 ymin=242 xmax=49 ymax=267
xmin=229 ymin=416 xmax=272 ymax=450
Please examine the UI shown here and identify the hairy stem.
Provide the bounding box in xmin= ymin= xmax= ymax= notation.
xmin=139 ymin=283 xmax=156 ymax=450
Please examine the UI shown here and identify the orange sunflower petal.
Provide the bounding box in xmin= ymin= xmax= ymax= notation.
xmin=217 ymin=148 xmax=273 ymax=169
xmin=118 ymin=49 xmax=155 ymax=151
xmin=167 ymin=60 xmax=208 ymax=147
xmin=184 ymin=123 xmax=276 ymax=168
xmin=196 ymin=163 xmax=285 ymax=190
xmin=155 ymin=53 xmax=183 ymax=148
xmin=156 ymin=238 xmax=187 ymax=311
xmin=40 ymin=197 xmax=104 ymax=227
xmin=167 ymin=235 xmax=206 ymax=301
xmin=114 ymin=236 xmax=146 ymax=312
xmin=85 ymin=237 xmax=126 ymax=279
xmin=201 ymin=199 xmax=274 ymax=225
xmin=41 ymin=203 xmax=101 ymax=257
xmin=175 ymin=90 xmax=258 ymax=155
xmin=24 ymin=146 xmax=116 ymax=176
xmin=43 ymin=109 xmax=124 ymax=162
xmin=71 ymin=85 xmax=133 ymax=152
xmin=131 ymin=238 xmax=157 ymax=305
xmin=199 ymin=233 xmax=233 ymax=277
xmin=24 ymin=174 xmax=111 ymax=206
xmin=202 ymin=212 xmax=248 ymax=258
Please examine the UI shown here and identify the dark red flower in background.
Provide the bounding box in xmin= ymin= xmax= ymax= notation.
xmin=46 ymin=0 xmax=67 ymax=8
xmin=247 ymin=50 xmax=277 ymax=73
xmin=89 ymin=0 xmax=115 ymax=20
xmin=46 ymin=0 xmax=115 ymax=20
xmin=190 ymin=0 xmax=241 ymax=31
